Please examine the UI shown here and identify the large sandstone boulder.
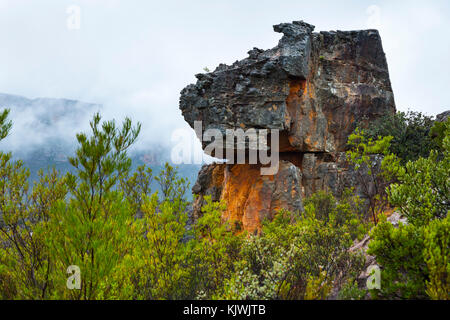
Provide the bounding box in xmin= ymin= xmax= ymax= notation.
xmin=180 ymin=20 xmax=396 ymax=233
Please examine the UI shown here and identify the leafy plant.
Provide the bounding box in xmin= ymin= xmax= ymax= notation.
xmin=368 ymin=120 xmax=449 ymax=300
xmin=388 ymin=121 xmax=449 ymax=225
xmin=346 ymin=128 xmax=398 ymax=224
xmin=423 ymin=215 xmax=449 ymax=300
xmin=368 ymin=217 xmax=428 ymax=299
xmin=215 ymin=193 xmax=367 ymax=300
xmin=364 ymin=111 xmax=437 ymax=164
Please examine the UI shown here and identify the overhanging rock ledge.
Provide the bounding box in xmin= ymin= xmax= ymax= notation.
xmin=180 ymin=20 xmax=396 ymax=233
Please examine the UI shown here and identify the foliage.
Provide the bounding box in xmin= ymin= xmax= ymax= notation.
xmin=430 ymin=118 xmax=450 ymax=151
xmin=215 ymin=193 xmax=367 ymax=300
xmin=119 ymin=165 xmax=153 ymax=217
xmin=387 ymin=120 xmax=449 ymax=225
xmin=423 ymin=215 xmax=449 ymax=300
xmin=304 ymin=270 xmax=333 ymax=300
xmin=192 ymin=197 xmax=244 ymax=299
xmin=0 ymin=109 xmax=12 ymax=141
xmin=0 ymin=111 xmax=220 ymax=300
xmin=364 ymin=111 xmax=437 ymax=163
xmin=41 ymin=113 xmax=141 ymax=299
xmin=388 ymin=150 xmax=449 ymax=225
xmin=0 ymin=145 xmax=67 ymax=299
xmin=155 ymin=162 xmax=189 ymax=210
xmin=1 ymin=109 xmax=447 ymax=301
xmin=368 ymin=217 xmax=428 ymax=299
xmin=368 ymin=120 xmax=449 ymax=300
xmin=303 ymin=189 xmax=371 ymax=241
xmin=346 ymin=128 xmax=399 ymax=224
xmin=337 ymin=278 xmax=367 ymax=300
xmin=124 ymin=194 xmax=191 ymax=299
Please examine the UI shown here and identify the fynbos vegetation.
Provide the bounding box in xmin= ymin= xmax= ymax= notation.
xmin=0 ymin=110 xmax=448 ymax=300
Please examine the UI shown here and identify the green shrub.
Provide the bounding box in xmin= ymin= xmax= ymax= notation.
xmin=1 ymin=108 xmax=446 ymax=301
xmin=388 ymin=150 xmax=449 ymax=225
xmin=346 ymin=128 xmax=398 ymax=224
xmin=364 ymin=111 xmax=437 ymax=164
xmin=215 ymin=192 xmax=368 ymax=300
xmin=368 ymin=217 xmax=428 ymax=299
xmin=430 ymin=118 xmax=450 ymax=151
xmin=424 ymin=216 xmax=449 ymax=300
xmin=368 ymin=120 xmax=449 ymax=300
xmin=338 ymin=278 xmax=367 ymax=300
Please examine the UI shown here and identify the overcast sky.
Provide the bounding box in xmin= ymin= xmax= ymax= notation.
xmin=0 ymin=0 xmax=449 ymax=150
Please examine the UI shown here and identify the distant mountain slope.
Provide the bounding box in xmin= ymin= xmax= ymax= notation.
xmin=0 ymin=92 xmax=200 ymax=199
xmin=0 ymin=92 xmax=101 ymax=129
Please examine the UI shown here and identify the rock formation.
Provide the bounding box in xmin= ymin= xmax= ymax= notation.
xmin=436 ymin=110 xmax=450 ymax=123
xmin=180 ymin=21 xmax=396 ymax=233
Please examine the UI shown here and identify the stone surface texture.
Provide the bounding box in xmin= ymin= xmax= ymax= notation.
xmin=180 ymin=21 xmax=396 ymax=233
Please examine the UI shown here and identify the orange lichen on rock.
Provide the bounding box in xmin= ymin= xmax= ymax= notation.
xmin=220 ymin=164 xmax=261 ymax=231
xmin=220 ymin=162 xmax=303 ymax=234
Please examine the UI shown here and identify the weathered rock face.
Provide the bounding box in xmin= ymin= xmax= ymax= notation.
xmin=191 ymin=161 xmax=302 ymax=233
xmin=181 ymin=21 xmax=396 ymax=233
xmin=190 ymin=152 xmax=383 ymax=232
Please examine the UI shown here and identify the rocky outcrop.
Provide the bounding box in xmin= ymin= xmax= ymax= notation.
xmin=180 ymin=21 xmax=396 ymax=233
xmin=436 ymin=110 xmax=450 ymax=123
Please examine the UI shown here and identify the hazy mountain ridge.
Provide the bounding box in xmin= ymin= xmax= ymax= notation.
xmin=0 ymin=92 xmax=200 ymax=199
xmin=0 ymin=92 xmax=101 ymax=127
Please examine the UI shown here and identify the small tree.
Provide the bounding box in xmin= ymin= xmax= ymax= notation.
xmin=120 ymin=165 xmax=153 ymax=217
xmin=430 ymin=118 xmax=450 ymax=151
xmin=125 ymin=193 xmax=190 ymax=299
xmin=43 ymin=113 xmax=141 ymax=299
xmin=388 ymin=121 xmax=450 ymax=225
xmin=190 ymin=197 xmax=243 ymax=299
xmin=364 ymin=111 xmax=437 ymax=163
xmin=155 ymin=162 xmax=188 ymax=204
xmin=346 ymin=128 xmax=399 ymax=224
xmin=368 ymin=217 xmax=428 ymax=299
xmin=0 ymin=111 xmax=67 ymax=299
xmin=368 ymin=121 xmax=449 ymax=300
